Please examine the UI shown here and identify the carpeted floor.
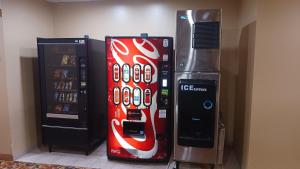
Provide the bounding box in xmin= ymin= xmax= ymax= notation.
xmin=0 ymin=160 xmax=94 ymax=169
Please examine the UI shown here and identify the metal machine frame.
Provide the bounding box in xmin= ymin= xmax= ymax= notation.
xmin=174 ymin=9 xmax=224 ymax=166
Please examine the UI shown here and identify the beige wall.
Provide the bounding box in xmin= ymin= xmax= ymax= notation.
xmin=246 ymin=0 xmax=300 ymax=169
xmin=0 ymin=0 xmax=12 ymax=157
xmin=237 ymin=0 xmax=257 ymax=28
xmin=1 ymin=0 xmax=54 ymax=158
xmin=53 ymin=0 xmax=239 ymax=39
xmin=234 ymin=22 xmax=256 ymax=169
xmin=53 ymin=0 xmax=240 ymax=146
xmin=234 ymin=0 xmax=257 ymax=168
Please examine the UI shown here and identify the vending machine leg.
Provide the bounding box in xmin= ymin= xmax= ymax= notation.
xmin=174 ymin=161 xmax=216 ymax=169
xmin=175 ymin=161 xmax=179 ymax=169
xmin=85 ymin=148 xmax=89 ymax=156
xmin=213 ymin=164 xmax=223 ymax=169
xmin=48 ymin=145 xmax=52 ymax=153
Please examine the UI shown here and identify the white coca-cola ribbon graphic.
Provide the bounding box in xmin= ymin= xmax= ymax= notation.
xmin=111 ymin=39 xmax=128 ymax=66
xmin=111 ymin=92 xmax=158 ymax=158
xmin=133 ymin=39 xmax=160 ymax=59
xmin=111 ymin=39 xmax=129 ymax=56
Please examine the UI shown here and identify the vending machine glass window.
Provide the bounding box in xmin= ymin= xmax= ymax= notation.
xmin=44 ymin=45 xmax=79 ymax=120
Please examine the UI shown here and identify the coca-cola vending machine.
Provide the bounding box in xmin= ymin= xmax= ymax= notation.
xmin=106 ymin=36 xmax=173 ymax=161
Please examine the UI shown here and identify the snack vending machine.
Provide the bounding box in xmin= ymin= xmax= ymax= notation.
xmin=38 ymin=37 xmax=107 ymax=154
xmin=174 ymin=9 xmax=225 ymax=166
xmin=106 ymin=36 xmax=173 ymax=161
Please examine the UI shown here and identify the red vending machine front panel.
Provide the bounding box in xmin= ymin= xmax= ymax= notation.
xmin=106 ymin=37 xmax=172 ymax=161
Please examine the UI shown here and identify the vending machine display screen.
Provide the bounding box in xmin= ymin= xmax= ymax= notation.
xmin=177 ymin=79 xmax=216 ymax=148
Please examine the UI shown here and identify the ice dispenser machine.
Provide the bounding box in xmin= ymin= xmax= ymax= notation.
xmin=174 ymin=9 xmax=225 ymax=166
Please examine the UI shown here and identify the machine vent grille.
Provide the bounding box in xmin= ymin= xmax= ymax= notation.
xmin=193 ymin=22 xmax=220 ymax=49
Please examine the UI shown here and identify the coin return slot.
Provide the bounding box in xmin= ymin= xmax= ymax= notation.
xmin=123 ymin=121 xmax=145 ymax=136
